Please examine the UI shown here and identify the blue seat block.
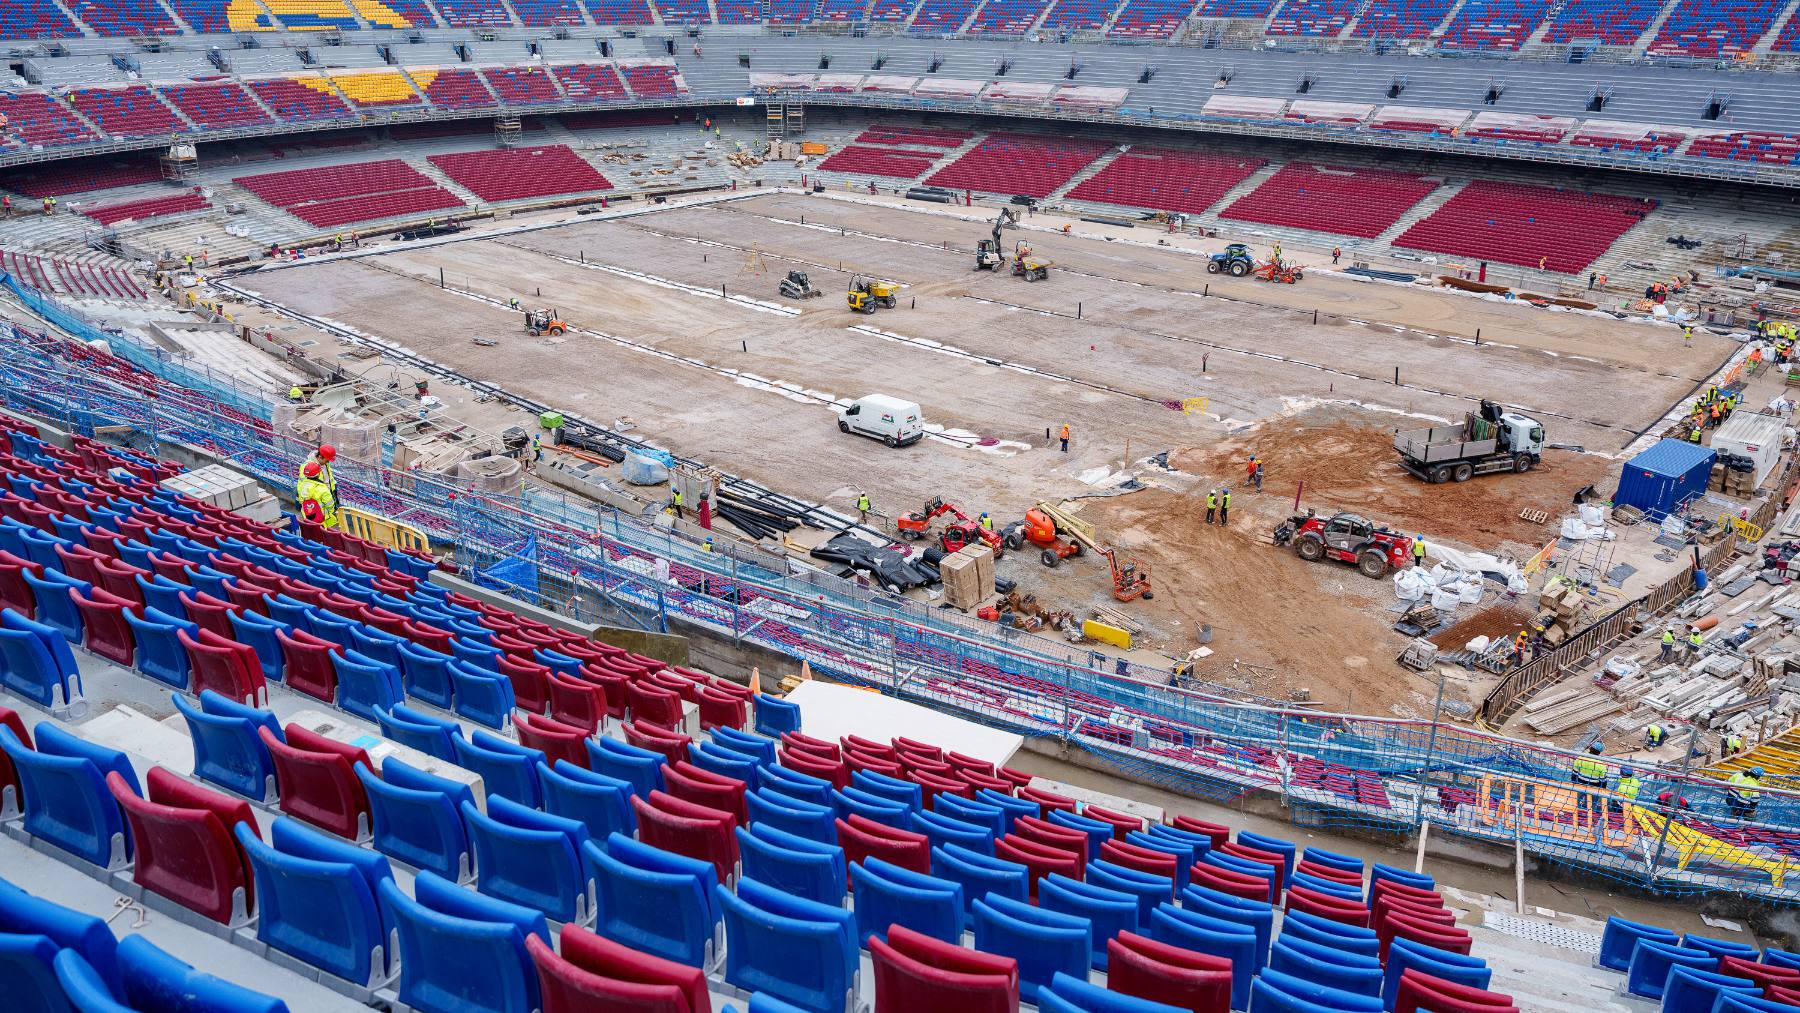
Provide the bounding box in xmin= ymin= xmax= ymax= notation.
xmin=396 ymin=641 xmax=455 ymax=710
xmin=1039 ymin=873 xmax=1138 ymax=970
xmin=1598 ymin=916 xmax=1679 ymax=971
xmin=447 ymin=661 xmax=514 ymax=730
xmin=930 ymin=842 xmax=1029 ymax=916
xmin=227 ymin=610 xmax=287 ymax=684
xmin=0 ymin=875 xmax=123 ymax=996
xmin=753 ymin=695 xmax=801 ymax=737
xmin=588 ymin=736 xmax=666 ymax=799
xmin=237 ymin=823 xmax=386 ymax=987
xmin=1 ymin=608 xmax=82 ymax=706
xmin=452 ymin=730 xmax=543 ymax=808
xmin=746 ymin=788 xmax=837 ymax=845
xmin=1660 ymin=965 xmax=1757 ymax=1013
xmin=116 ymin=934 xmax=290 ymax=1013
xmin=270 ymin=817 xmax=397 ymax=944
xmin=1085 ymin=859 xmax=1174 ymax=925
xmin=584 ymin=833 xmax=718 ymax=968
xmin=1148 ymin=903 xmax=1257 ymax=1010
xmin=332 ymin=650 xmax=404 ymax=723
xmin=0 ymin=931 xmax=68 ymax=1013
xmin=711 ymin=727 xmax=778 ymax=767
xmin=760 ymin=764 xmax=832 ymax=807
xmin=973 ymin=788 xmax=1038 ymax=834
xmin=1237 ymin=830 xmax=1296 ymax=880
xmin=971 ymin=892 xmax=1090 ymax=1004
xmin=933 ymin=794 xmax=1007 ymax=838
xmin=376 ymin=705 xmax=460 ymax=763
xmin=851 ymin=768 xmax=921 ymax=811
xmin=380 ymin=875 xmax=539 ymax=1013
xmin=691 ymin=741 xmax=762 ymax=791
xmin=1626 ymin=940 xmax=1716 ymax=1000
xmin=538 ymin=760 xmax=636 ymax=842
xmin=739 ymin=824 xmax=846 ymax=907
xmin=1181 ymin=884 xmax=1273 ymax=968
xmin=462 ymin=796 xmax=589 ymax=923
xmin=851 ymin=857 xmax=962 ymax=944
xmin=718 ymin=878 xmax=856 ymax=1013
xmin=357 ymin=764 xmax=470 ymax=882
xmin=19 ymin=570 xmax=84 ymax=644
xmin=1269 ymin=936 xmax=1383 ymax=998
xmin=1248 ymin=967 xmax=1383 ymax=1013
xmin=173 ymin=693 xmax=278 ymax=801
xmin=908 ymin=807 xmax=994 ymax=856
xmin=829 ymin=786 xmax=908 ymax=830
xmin=1039 ymin=971 xmax=1188 ymax=1013
xmin=3 ymin=724 xmax=133 ymax=867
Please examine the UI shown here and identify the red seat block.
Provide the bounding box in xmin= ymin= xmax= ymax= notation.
xmin=515 ymin=713 xmax=590 ymax=770
xmin=108 ymin=767 xmax=258 ymax=924
xmin=632 ymin=790 xmax=738 ymax=884
xmin=870 ymin=923 xmax=1019 ymax=1013
xmin=530 ymin=924 xmax=710 ymax=1013
xmin=1107 ymin=930 xmax=1232 ymax=1013
xmin=260 ymin=724 xmax=370 ymax=839
xmin=837 ymin=813 xmax=931 ymax=879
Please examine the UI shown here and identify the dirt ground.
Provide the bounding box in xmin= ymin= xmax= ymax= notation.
xmin=228 ymin=191 xmax=1731 ymax=712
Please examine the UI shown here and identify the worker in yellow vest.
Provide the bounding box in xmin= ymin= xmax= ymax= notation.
xmin=855 ymin=492 xmax=871 ymax=522
xmin=1645 ymin=722 xmax=1666 ymax=749
xmin=1726 ymin=767 xmax=1763 ymax=819
xmin=1616 ymin=767 xmax=1641 ymax=801
xmin=1571 ymin=741 xmax=1608 ymax=788
xmin=296 ymin=462 xmax=338 ymax=529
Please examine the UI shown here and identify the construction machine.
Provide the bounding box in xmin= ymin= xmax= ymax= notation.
xmin=524 ymin=308 xmax=567 ymax=336
xmin=1017 ymin=500 xmax=1152 ymax=602
xmin=1012 ymin=240 xmax=1051 ymax=282
xmin=975 ymin=207 xmax=1019 ymax=271
xmin=778 ymin=270 xmax=822 ymax=300
xmin=898 ymin=496 xmax=1004 ymax=557
xmin=1393 ymin=400 xmax=1545 ymax=482
xmin=1206 ymin=244 xmax=1255 ymax=277
xmin=847 ymin=274 xmax=899 ymax=314
xmin=1253 ymin=256 xmax=1304 ymax=284
xmin=1273 ymin=510 xmax=1413 ymax=578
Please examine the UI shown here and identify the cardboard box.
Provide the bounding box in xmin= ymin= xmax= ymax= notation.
xmin=963 ymin=544 xmax=995 ymax=596
xmin=940 ymin=552 xmax=982 ymax=609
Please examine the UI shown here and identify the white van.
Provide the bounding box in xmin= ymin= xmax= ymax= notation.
xmin=838 ymin=394 xmax=923 ymax=448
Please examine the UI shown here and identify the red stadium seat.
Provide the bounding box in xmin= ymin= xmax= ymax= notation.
xmin=1014 ymin=814 xmax=1090 ymax=865
xmin=1101 ymin=839 xmax=1179 ymax=884
xmin=1189 ymin=862 xmax=1271 ymax=904
xmin=627 ymin=681 xmax=684 ymax=729
xmin=181 ymin=627 xmax=266 ymax=707
xmin=695 ymin=686 xmax=746 ymax=732
xmin=1107 ymin=930 xmax=1232 ymax=1013
xmin=1286 ymin=884 xmax=1371 ymax=927
xmin=107 ymin=767 xmax=257 ymax=924
xmin=224 ymin=580 xmax=275 ymax=616
xmin=1017 ymin=785 xmax=1077 ymax=815
xmin=1218 ymin=841 xmax=1286 ymax=895
xmin=514 ymin=713 xmax=590 ymax=770
xmin=497 ymin=653 xmax=552 ymax=715
xmin=870 ymin=923 xmax=1019 ymax=1013
xmin=1296 ymin=859 xmax=1363 ymax=887
xmin=546 ymin=672 xmax=604 ymax=734
xmin=260 ymin=724 xmax=370 ymax=839
xmin=783 ymin=731 xmax=839 ymax=758
xmin=623 ymin=719 xmax=691 ymax=765
xmin=71 ymin=587 xmax=135 ymax=666
xmin=1393 ymin=969 xmax=1517 ymax=1013
xmin=178 ymin=590 xmax=240 ymax=641
xmin=663 ymin=760 xmax=748 ymax=825
xmin=1170 ymin=816 xmax=1231 ymax=849
xmin=910 ymin=769 xmax=972 ymax=807
xmin=1379 ymin=910 xmax=1472 ymax=960
xmin=837 ymin=813 xmax=931 ymax=878
xmin=844 ymin=749 xmax=907 ymax=780
xmin=530 ymin=924 xmax=709 ymax=1013
xmin=780 ymin=747 xmax=848 ymax=788
xmin=0 ymin=549 xmax=40 ymax=618
xmin=842 ymin=734 xmax=895 ymax=760
xmin=0 ymin=705 xmax=29 ymax=814
xmin=93 ymin=556 xmax=151 ymax=607
xmin=277 ymin=626 xmax=341 ymax=703
xmin=995 ymin=833 xmax=1083 ymax=900
xmin=632 ymin=789 xmax=737 ymax=884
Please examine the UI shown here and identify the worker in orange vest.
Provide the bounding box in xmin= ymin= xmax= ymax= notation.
xmin=1059 ymin=423 xmax=1070 ymax=453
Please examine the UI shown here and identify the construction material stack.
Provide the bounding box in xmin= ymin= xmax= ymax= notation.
xmin=940 ymin=548 xmax=983 ymax=609
xmin=1537 ymin=580 xmax=1590 ymax=649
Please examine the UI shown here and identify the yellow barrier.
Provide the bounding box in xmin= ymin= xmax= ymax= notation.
xmin=1717 ymin=512 xmax=1765 ymax=542
xmin=339 ymin=506 xmax=433 ymax=554
xmin=1521 ymin=538 xmax=1558 ymax=577
xmin=1082 ymin=619 xmax=1132 ymax=650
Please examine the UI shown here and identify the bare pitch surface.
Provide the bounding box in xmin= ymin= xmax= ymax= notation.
xmin=240 ymin=193 xmax=1714 ymax=526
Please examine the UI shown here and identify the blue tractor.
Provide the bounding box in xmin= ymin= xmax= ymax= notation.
xmin=1206 ymin=243 xmax=1254 ymax=277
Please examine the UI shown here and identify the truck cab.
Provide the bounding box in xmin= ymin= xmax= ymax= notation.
xmin=1496 ymin=412 xmax=1546 ymax=456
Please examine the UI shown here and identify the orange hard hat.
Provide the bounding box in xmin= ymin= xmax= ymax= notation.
xmin=318 ymin=444 xmax=337 ymax=462
xmin=303 ymin=461 xmax=321 ymax=477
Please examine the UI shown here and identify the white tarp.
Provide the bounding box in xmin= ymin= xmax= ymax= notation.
xmin=1369 ymin=105 xmax=1468 ymax=131
xmin=1468 ymin=110 xmax=1576 ymax=139
xmin=1053 ymin=85 xmax=1129 ymax=108
xmin=913 ymin=78 xmax=984 ymax=98
xmin=1573 ymin=118 xmax=1688 ymax=143
xmin=1202 ymin=95 xmax=1286 ymax=120
xmin=813 ymin=73 xmax=864 ymax=92
xmin=983 ymin=81 xmax=1056 ymax=103
xmin=1428 ymin=544 xmax=1525 ymax=591
xmin=1286 ymin=100 xmax=1372 ymax=125
xmin=748 ymin=72 xmax=815 ymax=91
xmin=860 ymin=74 xmax=919 ymax=93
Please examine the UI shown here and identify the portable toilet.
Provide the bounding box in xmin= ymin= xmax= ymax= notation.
xmin=1710 ymin=411 xmax=1788 ymax=489
xmin=1614 ymin=439 xmax=1715 ymax=519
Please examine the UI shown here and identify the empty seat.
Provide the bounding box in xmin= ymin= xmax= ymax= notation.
xmin=624 ymin=719 xmax=691 ymax=764
xmin=122 ymin=607 xmax=194 ymax=689
xmin=114 ymin=933 xmax=289 ymax=1013
xmin=397 ymin=640 xmax=455 ymax=709
xmin=838 ymin=813 xmax=931 ymax=877
xmin=995 ymin=833 xmax=1083 ymax=900
xmin=380 ymin=872 xmax=544 ymax=1013
xmin=515 ymin=713 xmax=591 ymax=771
xmin=70 ymin=587 xmax=134 ymax=666
xmin=19 ymin=568 xmax=85 ymax=644
xmin=664 ymin=759 xmax=749 ymax=824
xmin=463 ymin=795 xmax=590 ymax=923
xmin=0 ymin=608 xmax=82 ymax=708
xmin=584 ymin=832 xmax=720 ymax=967
xmin=931 ymin=842 xmax=1030 ymax=916
xmin=1106 ymin=930 xmax=1231 ymax=1013
xmin=180 ymin=627 xmax=265 ymax=707
xmin=1598 ymin=916 xmax=1679 ymax=971
xmin=688 ymin=741 xmax=761 ymax=792
xmin=357 ymin=760 xmax=470 ymax=881
xmin=173 ymin=692 xmax=280 ymax=802
xmin=530 ymin=923 xmax=710 ymax=1013
xmin=971 ymin=892 xmax=1091 ymax=1003
xmin=1 ymin=722 xmax=135 ymax=868
xmin=259 ymin=725 xmax=370 ymax=840
xmin=753 ymin=695 xmax=801 ymax=737
xmin=539 ymin=759 xmax=636 ymax=842
xmin=276 ymin=626 xmax=339 ymax=703
xmin=717 ymin=877 xmax=856 ymax=1013
xmin=634 ymin=790 xmax=738 ymax=884
xmin=546 ymin=672 xmax=603 ymax=734
xmin=377 ymin=704 xmax=461 ymax=762
xmin=851 ymin=856 xmax=963 ymax=945
xmin=0 ymin=875 xmax=125 ymax=1000
xmin=448 ymin=659 xmax=517 ymax=729
xmin=1148 ymin=903 xmax=1258 ymax=1010
xmin=1271 ymin=934 xmax=1383 ymax=997
xmin=1391 ymin=968 xmax=1516 ymax=1013
xmin=590 ymin=735 xmax=667 ymax=797
xmin=1087 ymin=859 xmax=1176 ymax=923
xmin=453 ymin=730 xmax=544 ymax=808
xmin=1039 ymin=873 xmax=1139 ymax=970
xmin=332 ymin=649 xmax=403 ymax=722
xmin=237 ymin=820 xmax=388 ymax=987
xmin=870 ymin=922 xmax=1019 ymax=1013
xmin=109 ymin=767 xmax=257 ymax=924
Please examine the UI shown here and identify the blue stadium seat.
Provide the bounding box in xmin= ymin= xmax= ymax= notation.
xmin=357 ymin=762 xmax=470 ymax=882
xmin=1270 ymin=935 xmax=1383 ymax=997
xmin=1039 ymin=873 xmax=1138 ymax=970
xmin=1085 ymin=859 xmax=1173 ymax=923
xmin=270 ymin=815 xmax=397 ymax=941
xmin=584 ymin=832 xmax=719 ymax=967
xmin=1248 ymin=967 xmax=1383 ymax=1013
xmin=227 ymin=610 xmax=288 ymax=684
xmin=1627 ymin=940 xmax=1716 ymax=999
xmin=236 ymin=822 xmax=388 ymax=987
xmin=135 ymin=574 xmax=191 ymax=620
xmin=717 ymin=878 xmax=857 ymax=1013
xmin=1285 ymin=908 xmax=1381 ymax=961
xmin=1598 ymin=916 xmax=1679 ymax=971
xmin=375 ymin=704 xmax=460 ymax=762
xmin=395 ymin=641 xmax=455 ymax=709
xmin=975 ymin=788 xmax=1037 ymax=832
xmin=1237 ymin=830 xmax=1296 ymax=879
xmin=931 ymin=842 xmax=1030 ymax=916
xmin=852 ymin=768 xmax=922 ymax=811
xmin=1146 ymin=822 xmax=1215 ymax=856
xmin=0 ymin=876 xmax=122 ymax=995
xmin=752 ymin=695 xmax=801 ymax=737
xmin=908 ymin=807 xmax=994 ymax=855
xmin=759 ymin=763 xmax=833 ymax=807
xmin=452 ymin=729 xmax=543 ymax=807
xmin=131 ymin=605 xmax=200 ymax=688
xmin=54 ymin=949 xmax=136 ymax=1013
xmin=538 ymin=760 xmax=636 ymax=841
xmin=1289 ymin=871 xmax=1361 ymax=901
xmin=447 ymin=661 xmax=514 ymax=729
xmin=324 ymin=646 xmax=397 ymax=717
xmin=1182 ymin=884 xmax=1273 ymax=967
xmin=934 ymin=794 xmax=1008 ymax=838
xmin=262 ymin=596 xmax=314 ymax=634
xmin=1367 ymin=864 xmax=1431 ymax=901
xmin=307 ymin=610 xmax=359 ymax=652
xmin=1199 ymin=851 xmax=1276 ymax=901
xmin=173 ymin=692 xmax=279 ymax=802
xmin=738 ymin=822 xmax=846 ymax=906
xmin=1148 ymin=902 xmax=1257 ymax=1010
xmin=1684 ymin=933 xmax=1759 ymax=962
xmin=349 ymin=624 xmax=405 ymax=669
xmin=451 ymin=636 xmax=504 ymax=671
xmin=20 ymin=569 xmax=86 ymax=644
xmin=971 ymin=892 xmax=1091 ymax=1003
xmin=1122 ymin=832 xmax=1193 ymax=891
xmin=188 ymin=565 xmax=234 ymax=601
xmin=0 ymin=931 xmax=67 ymax=1013
xmin=1300 ymin=846 xmax=1363 ymax=876
xmin=589 ymin=735 xmax=666 ymax=798
xmin=1660 ymin=965 xmax=1758 ymax=1013
xmin=690 ymin=740 xmax=763 ymax=790
xmin=711 ymin=727 xmax=778 ymax=766
xmin=851 ymin=856 xmax=963 ymax=944
xmin=3 ymin=723 xmax=134 ymax=868
xmin=115 ymin=934 xmax=290 ymax=1013
xmin=829 ymin=785 xmax=909 ymax=830
xmin=1045 ymin=808 xmax=1116 ymax=857
xmin=741 ymin=788 xmax=831 ymax=845
xmin=380 ymin=873 xmax=541 ymax=1013
xmin=1 ymin=608 xmax=82 ymax=707
xmin=1038 ymin=971 xmax=1187 ymax=1013
xmin=461 ymin=795 xmax=590 ymax=923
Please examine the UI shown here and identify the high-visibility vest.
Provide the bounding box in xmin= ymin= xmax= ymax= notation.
xmin=296 ymin=478 xmax=337 ymax=528
xmin=1220 ymin=492 xmax=1230 ymax=510
xmin=1647 ymin=724 xmax=1665 ymax=744
xmin=1573 ymin=756 xmax=1606 ymax=781
xmin=1726 ymin=735 xmax=1744 ymax=753
xmin=980 ymin=515 xmax=992 ymax=531
xmin=1661 ymin=630 xmax=1675 ymax=646
xmin=1413 ymin=540 xmax=1425 ymax=559
xmin=673 ymin=490 xmax=683 ymax=506
xmin=1206 ymin=493 xmax=1217 ymax=508
xmin=856 ymin=495 xmax=870 ymax=512
xmin=1617 ymin=776 xmax=1641 ymax=800
xmin=1728 ymin=772 xmax=1761 ymax=802
xmin=1060 ymin=425 xmax=1070 ymax=439
xmin=1690 ymin=632 xmax=1704 ymax=649
xmin=288 ymin=386 xmax=303 ymax=401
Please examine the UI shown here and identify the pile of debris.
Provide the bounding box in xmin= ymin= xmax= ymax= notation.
xmin=1536 ymin=580 xmax=1594 ymax=650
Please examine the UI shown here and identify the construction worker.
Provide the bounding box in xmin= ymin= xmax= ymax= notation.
xmin=671 ymin=487 xmax=684 ymax=520
xmin=1059 ymin=423 xmax=1070 ymax=453
xmin=41 ymin=196 xmax=54 ymax=215
xmin=1272 ymin=242 xmax=1282 ymax=263
xmin=296 ymin=461 xmax=337 ymax=529
xmin=979 ymin=512 xmax=993 ymax=532
xmin=1 ymin=195 xmax=11 ymax=217
xmin=1656 ymin=788 xmax=1692 ymax=812
xmin=703 ymin=536 xmax=714 ymax=551
xmin=1690 ymin=424 xmax=1702 ymax=444
xmin=509 ymin=297 xmax=522 ymax=311
xmin=531 ymin=432 xmax=542 ymax=466
xmin=1572 ymin=742 xmax=1608 ymax=788
xmin=1646 ymin=722 xmax=1666 ymax=749
xmin=1724 ymin=732 xmax=1745 ymax=756
xmin=1683 ymin=324 xmax=1694 ymax=347
xmin=1615 ymin=767 xmax=1641 ymax=812
xmin=856 ymin=492 xmax=871 ymax=522
xmin=311 ymin=444 xmax=338 ymax=500
xmin=1218 ymin=488 xmax=1230 ymax=527
xmin=1511 ymin=630 xmax=1528 ymax=666
xmin=1246 ymin=454 xmax=1258 ymax=486
xmin=183 ymin=254 xmax=194 ymax=272
xmin=1412 ymin=535 xmax=1426 ymax=568
xmin=287 ymin=385 xmax=304 ymax=402
xmin=1332 ymin=246 xmax=1341 ymax=265
xmin=1205 ymin=489 xmax=1217 ymax=525
xmin=1688 ymin=626 xmax=1705 ymax=657
xmin=1726 ymin=767 xmax=1763 ymax=820
xmin=1660 ymin=627 xmax=1676 ymax=662
xmin=1253 ymin=459 xmax=1264 ymax=492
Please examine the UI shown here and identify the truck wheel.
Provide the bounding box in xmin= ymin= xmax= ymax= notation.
xmin=1453 ymin=463 xmax=1474 ymax=482
xmin=1229 ymin=261 xmax=1249 ymax=277
xmin=1430 ymin=465 xmax=1451 ymax=484
xmin=1206 ymin=260 xmax=1222 ymax=275
xmin=884 ymin=435 xmax=898 ymax=448
xmin=838 ymin=421 xmax=850 ymax=433
xmin=1358 ymin=550 xmax=1390 ymax=579
xmin=1005 ymin=530 xmax=1023 ymax=550
xmin=900 ymin=527 xmax=921 ymax=540
xmin=1514 ymin=454 xmax=1535 ymax=473
xmin=1296 ymin=537 xmax=1325 ymax=562
xmin=1041 ymin=549 xmax=1060 ymax=568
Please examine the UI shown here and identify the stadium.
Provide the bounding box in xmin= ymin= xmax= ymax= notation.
xmin=5 ymin=0 xmax=1800 ymax=1010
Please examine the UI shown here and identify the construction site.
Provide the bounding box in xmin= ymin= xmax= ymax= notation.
xmin=168 ymin=179 xmax=1787 ymax=752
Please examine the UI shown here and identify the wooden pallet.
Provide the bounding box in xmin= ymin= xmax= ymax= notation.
xmin=1519 ymin=507 xmax=1549 ymax=524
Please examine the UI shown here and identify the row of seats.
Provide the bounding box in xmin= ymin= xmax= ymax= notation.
xmin=555 ymin=63 xmax=632 ymax=101
xmin=1219 ymin=162 xmax=1438 ymax=238
xmin=0 ymin=93 xmax=102 ymax=150
xmin=483 ymin=66 xmax=565 ymax=105
xmin=323 ymin=71 xmax=422 ymax=107
xmin=912 ymin=0 xmax=984 ymax=30
xmin=158 ymin=82 xmax=275 ymax=130
xmin=1392 ymin=178 xmax=1655 ymax=274
xmin=416 ymin=68 xmax=499 ymax=109
xmin=67 ymin=86 xmax=190 ymax=141
xmin=1066 ymin=146 xmax=1265 ymax=216
xmin=1436 ymin=0 xmax=1553 ymax=49
xmin=427 ymin=144 xmax=615 ymax=203
xmin=1265 ymin=0 xmax=1361 ymax=38
xmin=80 ymin=189 xmax=212 ymax=228
xmin=1647 ymin=0 xmax=1786 ymax=55
xmin=1350 ymin=0 xmax=1455 ymax=37
xmin=246 ymin=78 xmax=357 ymax=124
xmin=925 ymin=132 xmax=1114 ymax=198
xmin=1688 ymin=131 xmax=1800 ymax=165
xmin=69 ymin=0 xmax=179 ymax=34
xmin=816 ymin=144 xmax=943 ymax=178
xmin=509 ymin=0 xmax=589 ymax=22
xmin=0 ymin=250 xmax=149 ymax=301
xmin=621 ymin=65 xmax=686 ymax=98
xmin=968 ymin=0 xmax=1055 ymax=34
xmin=231 ymin=157 xmax=466 ymax=228
xmin=2 ymin=157 xmax=162 ymax=198
xmin=1541 ymin=0 xmax=1662 ymax=42
xmin=854 ymin=124 xmax=973 ymax=147
xmin=0 ymin=0 xmax=79 ymax=37
xmin=1042 ymin=0 xmax=1121 ymax=28
xmin=1598 ymin=915 xmax=1800 ymax=1012
xmin=1106 ymin=0 xmax=1198 ymax=37
xmin=1569 ymin=127 xmax=1686 ymax=154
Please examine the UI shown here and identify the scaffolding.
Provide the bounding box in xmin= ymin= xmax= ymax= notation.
xmin=158 ymin=142 xmax=198 ymax=183
xmin=765 ymin=102 xmax=784 ymax=138
xmin=495 ymin=114 xmax=523 ymax=149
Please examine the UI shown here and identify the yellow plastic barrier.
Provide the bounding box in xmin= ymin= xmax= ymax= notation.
xmin=1628 ymin=806 xmax=1793 ymax=888
xmin=1082 ymin=620 xmax=1132 ymax=650
xmin=339 ymin=506 xmax=432 ymax=555
xmin=1717 ymin=512 xmax=1765 ymax=542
